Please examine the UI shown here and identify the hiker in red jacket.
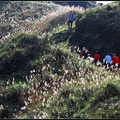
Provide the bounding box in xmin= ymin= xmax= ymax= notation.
xmin=93 ymin=51 xmax=100 ymax=65
xmin=112 ymin=54 xmax=119 ymax=69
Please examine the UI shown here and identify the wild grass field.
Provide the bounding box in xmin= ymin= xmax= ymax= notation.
xmin=0 ymin=1 xmax=120 ymax=119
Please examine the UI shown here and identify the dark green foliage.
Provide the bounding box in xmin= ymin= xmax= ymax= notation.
xmin=0 ymin=33 xmax=50 ymax=80
xmin=94 ymin=83 xmax=120 ymax=104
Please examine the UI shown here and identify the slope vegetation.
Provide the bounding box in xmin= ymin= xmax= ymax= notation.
xmin=0 ymin=1 xmax=120 ymax=119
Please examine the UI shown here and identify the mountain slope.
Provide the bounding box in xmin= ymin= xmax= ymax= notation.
xmin=0 ymin=1 xmax=120 ymax=119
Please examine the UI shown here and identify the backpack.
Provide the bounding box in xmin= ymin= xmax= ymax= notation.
xmin=85 ymin=49 xmax=89 ymax=53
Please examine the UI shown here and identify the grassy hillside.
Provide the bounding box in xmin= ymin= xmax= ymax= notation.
xmin=1 ymin=27 xmax=120 ymax=119
xmin=0 ymin=1 xmax=61 ymax=43
xmin=0 ymin=1 xmax=120 ymax=119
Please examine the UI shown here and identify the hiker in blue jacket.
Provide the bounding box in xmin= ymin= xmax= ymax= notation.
xmin=68 ymin=11 xmax=74 ymax=28
xmin=103 ymin=54 xmax=112 ymax=69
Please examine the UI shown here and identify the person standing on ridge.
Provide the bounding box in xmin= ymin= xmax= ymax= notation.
xmin=68 ymin=11 xmax=74 ymax=29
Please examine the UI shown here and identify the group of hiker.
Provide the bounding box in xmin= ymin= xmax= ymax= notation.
xmin=79 ymin=46 xmax=120 ymax=71
xmin=67 ymin=11 xmax=120 ymax=71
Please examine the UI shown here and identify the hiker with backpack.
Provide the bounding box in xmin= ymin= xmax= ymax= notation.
xmin=111 ymin=54 xmax=120 ymax=70
xmin=81 ymin=47 xmax=89 ymax=59
xmin=103 ymin=54 xmax=112 ymax=70
xmin=93 ymin=51 xmax=101 ymax=65
xmin=68 ymin=11 xmax=74 ymax=29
